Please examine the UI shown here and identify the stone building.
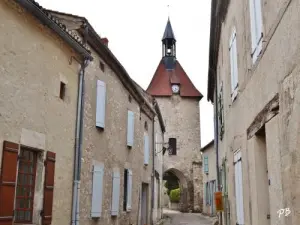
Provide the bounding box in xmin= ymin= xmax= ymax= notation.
xmin=207 ymin=0 xmax=300 ymax=225
xmin=200 ymin=140 xmax=217 ymax=216
xmin=47 ymin=9 xmax=166 ymax=225
xmin=147 ymin=18 xmax=203 ymax=212
xmin=0 ymin=0 xmax=92 ymax=225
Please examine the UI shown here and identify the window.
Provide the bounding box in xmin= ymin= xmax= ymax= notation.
xmin=205 ymin=182 xmax=210 ymax=205
xmin=144 ymin=134 xmax=150 ymax=165
xmin=0 ymin=142 xmax=56 ymax=225
xmin=168 ymin=138 xmax=177 ymax=155
xmin=123 ymin=169 xmax=128 ymax=211
xmin=59 ymin=81 xmax=66 ymax=100
xmin=127 ymin=111 xmax=135 ymax=147
xmin=229 ymin=29 xmax=238 ymax=101
xmin=15 ymin=148 xmax=37 ymax=223
xmin=204 ymin=156 xmax=209 ymax=173
xmin=249 ymin=0 xmax=263 ymax=63
xmin=91 ymin=164 xmax=104 ymax=218
xmin=218 ymin=82 xmax=225 ymax=140
xmin=100 ymin=62 xmax=105 ymax=72
xmin=123 ymin=169 xmax=132 ymax=212
xmin=96 ymin=80 xmax=106 ymax=129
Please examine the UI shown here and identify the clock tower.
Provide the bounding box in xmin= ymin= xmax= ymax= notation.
xmin=147 ymin=18 xmax=204 ymax=212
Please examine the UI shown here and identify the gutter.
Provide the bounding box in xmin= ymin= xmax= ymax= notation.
xmin=15 ymin=0 xmax=93 ymax=61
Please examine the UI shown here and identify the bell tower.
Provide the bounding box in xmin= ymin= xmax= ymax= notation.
xmin=147 ymin=18 xmax=203 ymax=212
xmin=162 ymin=18 xmax=176 ymax=59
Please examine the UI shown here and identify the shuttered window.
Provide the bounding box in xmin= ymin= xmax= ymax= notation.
xmin=42 ymin=151 xmax=56 ymax=225
xmin=96 ymin=80 xmax=106 ymax=128
xmin=91 ymin=164 xmax=104 ymax=218
xmin=249 ymin=0 xmax=263 ymax=63
xmin=126 ymin=169 xmax=132 ymax=212
xmin=127 ymin=111 xmax=135 ymax=147
xmin=234 ymin=150 xmax=245 ymax=225
xmin=0 ymin=141 xmax=19 ymax=225
xmin=144 ymin=134 xmax=149 ymax=165
xmin=229 ymin=29 xmax=238 ymax=101
xmin=111 ymin=169 xmax=120 ymax=216
xmin=15 ymin=148 xmax=38 ymax=223
xmin=204 ymin=156 xmax=209 ymax=173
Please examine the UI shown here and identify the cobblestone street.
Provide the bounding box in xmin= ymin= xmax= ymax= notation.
xmin=163 ymin=209 xmax=214 ymax=225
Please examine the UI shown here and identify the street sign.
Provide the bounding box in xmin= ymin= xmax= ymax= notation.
xmin=215 ymin=191 xmax=224 ymax=212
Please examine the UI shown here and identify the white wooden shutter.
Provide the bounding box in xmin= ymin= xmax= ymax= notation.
xmin=126 ymin=169 xmax=132 ymax=211
xmin=111 ymin=168 xmax=120 ymax=216
xmin=144 ymin=134 xmax=149 ymax=165
xmin=249 ymin=0 xmax=263 ymax=63
xmin=234 ymin=150 xmax=245 ymax=225
xmin=91 ymin=164 xmax=104 ymax=218
xmin=96 ymin=80 xmax=106 ymax=128
xmin=229 ymin=30 xmax=238 ymax=96
xmin=204 ymin=156 xmax=209 ymax=173
xmin=127 ymin=111 xmax=135 ymax=147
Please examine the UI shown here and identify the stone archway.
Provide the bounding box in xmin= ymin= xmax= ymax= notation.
xmin=163 ymin=168 xmax=190 ymax=212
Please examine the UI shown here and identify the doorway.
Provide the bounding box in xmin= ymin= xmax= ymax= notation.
xmin=141 ymin=183 xmax=149 ymax=225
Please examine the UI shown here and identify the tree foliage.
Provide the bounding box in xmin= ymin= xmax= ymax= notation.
xmin=169 ymin=188 xmax=180 ymax=203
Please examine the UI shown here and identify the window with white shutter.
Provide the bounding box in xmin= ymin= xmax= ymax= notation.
xmin=111 ymin=168 xmax=120 ymax=216
xmin=144 ymin=134 xmax=149 ymax=165
xmin=249 ymin=0 xmax=263 ymax=63
xmin=204 ymin=156 xmax=209 ymax=174
xmin=91 ymin=163 xmax=104 ymax=218
xmin=127 ymin=111 xmax=135 ymax=147
xmin=96 ymin=80 xmax=106 ymax=128
xmin=229 ymin=29 xmax=238 ymax=101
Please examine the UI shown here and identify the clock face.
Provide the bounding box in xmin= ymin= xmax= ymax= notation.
xmin=172 ymin=85 xmax=180 ymax=93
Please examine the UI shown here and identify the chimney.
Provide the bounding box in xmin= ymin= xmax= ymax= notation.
xmin=101 ymin=37 xmax=109 ymax=47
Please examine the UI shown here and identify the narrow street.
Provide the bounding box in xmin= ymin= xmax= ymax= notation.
xmin=163 ymin=209 xmax=214 ymax=225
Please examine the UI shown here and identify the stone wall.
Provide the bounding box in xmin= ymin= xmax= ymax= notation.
xmin=212 ymin=0 xmax=300 ymax=224
xmin=0 ymin=1 xmax=80 ymax=224
xmin=157 ymin=95 xmax=202 ymax=211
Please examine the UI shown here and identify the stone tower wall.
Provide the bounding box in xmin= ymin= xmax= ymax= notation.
xmin=157 ymin=95 xmax=202 ymax=211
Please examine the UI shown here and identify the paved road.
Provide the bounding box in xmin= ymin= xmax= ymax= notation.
xmin=162 ymin=209 xmax=213 ymax=225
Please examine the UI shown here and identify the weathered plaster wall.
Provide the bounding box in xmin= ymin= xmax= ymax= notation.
xmin=0 ymin=1 xmax=80 ymax=225
xmin=215 ymin=0 xmax=300 ymax=224
xmin=157 ymin=95 xmax=201 ymax=211
xmin=79 ymin=48 xmax=153 ymax=225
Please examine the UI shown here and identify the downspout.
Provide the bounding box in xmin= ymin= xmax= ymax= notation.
xmin=71 ymin=24 xmax=90 ymax=225
xmin=150 ymin=101 xmax=156 ymax=225
xmin=212 ymin=68 xmax=221 ymax=224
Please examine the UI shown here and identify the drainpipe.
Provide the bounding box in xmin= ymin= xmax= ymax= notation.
xmin=150 ymin=101 xmax=156 ymax=225
xmin=210 ymin=67 xmax=222 ymax=224
xmin=71 ymin=58 xmax=90 ymax=225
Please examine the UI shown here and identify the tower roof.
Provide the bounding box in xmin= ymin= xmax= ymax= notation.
xmin=162 ymin=18 xmax=176 ymax=41
xmin=146 ymin=59 xmax=203 ymax=99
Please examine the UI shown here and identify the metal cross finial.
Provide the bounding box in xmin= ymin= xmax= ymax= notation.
xmin=167 ymin=4 xmax=170 ymax=18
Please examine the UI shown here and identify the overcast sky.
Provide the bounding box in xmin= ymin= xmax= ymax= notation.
xmin=36 ymin=0 xmax=214 ymax=146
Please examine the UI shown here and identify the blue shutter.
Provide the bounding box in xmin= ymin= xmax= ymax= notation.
xmin=111 ymin=168 xmax=120 ymax=216
xmin=127 ymin=111 xmax=135 ymax=147
xmin=126 ymin=169 xmax=132 ymax=211
xmin=96 ymin=80 xmax=106 ymax=128
xmin=144 ymin=134 xmax=149 ymax=165
xmin=91 ymin=164 xmax=104 ymax=218
xmin=204 ymin=156 xmax=209 ymax=173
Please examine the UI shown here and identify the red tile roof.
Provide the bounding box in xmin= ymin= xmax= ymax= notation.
xmin=146 ymin=59 xmax=203 ymax=99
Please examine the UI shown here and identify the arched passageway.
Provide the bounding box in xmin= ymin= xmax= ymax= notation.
xmin=162 ymin=168 xmax=190 ymax=212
